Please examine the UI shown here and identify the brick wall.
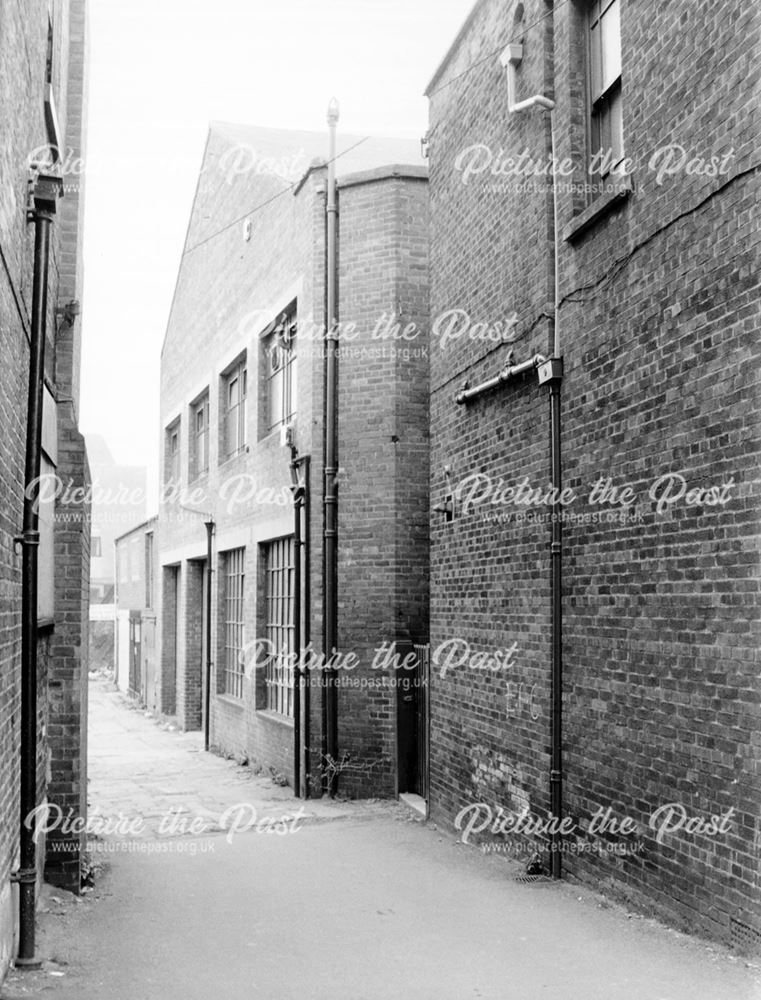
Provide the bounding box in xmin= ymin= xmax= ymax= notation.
xmin=335 ymin=168 xmax=430 ymax=796
xmin=0 ymin=0 xmax=90 ymax=966
xmin=157 ymin=125 xmax=430 ymax=799
xmin=426 ymin=0 xmax=760 ymax=950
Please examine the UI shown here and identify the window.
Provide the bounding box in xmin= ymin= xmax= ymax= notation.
xmin=145 ymin=533 xmax=154 ymax=609
xmin=223 ymin=548 xmax=246 ymax=698
xmin=264 ymin=537 xmax=295 ymax=716
xmin=131 ymin=537 xmax=140 ymax=582
xmin=165 ymin=420 xmax=180 ymax=485
xmin=588 ymin=0 xmax=623 ymax=178
xmin=91 ymin=533 xmax=102 ymax=559
xmin=265 ymin=309 xmax=297 ymax=432
xmin=223 ymin=359 xmax=247 ymax=458
xmin=191 ymin=394 xmax=209 ymax=477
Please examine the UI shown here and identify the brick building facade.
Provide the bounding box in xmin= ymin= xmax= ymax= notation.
xmin=0 ymin=0 xmax=90 ymax=977
xmin=424 ymin=0 xmax=759 ymax=950
xmin=157 ymin=123 xmax=429 ymax=798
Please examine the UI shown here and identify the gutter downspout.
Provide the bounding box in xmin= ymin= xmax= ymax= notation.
xmin=203 ymin=519 xmax=214 ymax=752
xmin=292 ymin=466 xmax=301 ymax=797
xmin=14 ymin=172 xmax=62 ymax=969
xmin=289 ymin=452 xmax=310 ymax=798
xmin=323 ymin=99 xmax=339 ymax=796
xmin=502 ymin=41 xmax=565 ymax=878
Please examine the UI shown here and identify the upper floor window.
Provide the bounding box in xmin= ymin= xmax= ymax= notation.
xmin=145 ymin=532 xmax=154 ymax=609
xmin=588 ymin=0 xmax=623 ymax=178
xmin=223 ymin=358 xmax=247 ymax=459
xmin=265 ymin=310 xmax=297 ymax=432
xmin=165 ymin=419 xmax=180 ymax=485
xmin=191 ymin=393 xmax=209 ymax=478
xmin=91 ymin=533 xmax=102 ymax=559
xmin=131 ymin=537 xmax=141 ymax=582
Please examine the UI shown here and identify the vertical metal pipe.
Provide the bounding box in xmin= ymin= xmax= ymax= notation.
xmin=17 ymin=174 xmax=61 ymax=968
xmin=323 ymin=99 xmax=339 ymax=796
xmin=549 ymin=378 xmax=563 ymax=878
xmin=291 ymin=458 xmax=302 ymax=797
xmin=302 ymin=457 xmax=311 ymax=799
xmin=203 ymin=520 xmax=214 ymax=752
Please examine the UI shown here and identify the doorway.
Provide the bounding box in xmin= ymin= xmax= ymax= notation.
xmin=396 ymin=641 xmax=430 ymax=804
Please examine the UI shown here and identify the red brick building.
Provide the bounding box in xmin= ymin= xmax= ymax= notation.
xmin=0 ymin=0 xmax=90 ymax=975
xmin=157 ymin=123 xmax=429 ymax=798
xmin=425 ymin=0 xmax=759 ymax=950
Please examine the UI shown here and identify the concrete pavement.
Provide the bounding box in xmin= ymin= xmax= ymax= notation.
xmin=1 ymin=678 xmax=759 ymax=1000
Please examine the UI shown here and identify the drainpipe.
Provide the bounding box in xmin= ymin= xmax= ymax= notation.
xmin=501 ymin=41 xmax=565 ymax=878
xmin=292 ymin=467 xmax=301 ymax=797
xmin=290 ymin=451 xmax=310 ymax=798
xmin=323 ymin=98 xmax=339 ymax=796
xmin=203 ymin=519 xmax=214 ymax=752
xmin=14 ymin=172 xmax=62 ymax=969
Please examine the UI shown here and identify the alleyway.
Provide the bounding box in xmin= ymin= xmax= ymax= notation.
xmin=2 ymin=678 xmax=759 ymax=1000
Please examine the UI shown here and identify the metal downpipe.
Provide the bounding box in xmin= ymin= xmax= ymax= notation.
xmin=203 ymin=520 xmax=214 ymax=752
xmin=323 ymin=99 xmax=339 ymax=796
xmin=15 ymin=173 xmax=61 ymax=968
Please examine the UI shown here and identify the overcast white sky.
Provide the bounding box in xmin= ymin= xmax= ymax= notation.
xmin=79 ymin=0 xmax=475 ymax=495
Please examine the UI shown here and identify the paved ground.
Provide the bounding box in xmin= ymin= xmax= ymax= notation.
xmin=1 ymin=678 xmax=759 ymax=1000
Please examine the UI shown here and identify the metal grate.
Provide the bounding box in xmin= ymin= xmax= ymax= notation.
xmin=514 ymin=874 xmax=555 ymax=885
xmin=264 ymin=537 xmax=295 ymax=716
xmin=730 ymin=917 xmax=761 ymax=955
xmin=224 ymin=548 xmax=245 ymax=698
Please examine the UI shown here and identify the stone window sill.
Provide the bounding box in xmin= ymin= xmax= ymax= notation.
xmin=216 ymin=693 xmax=244 ymax=710
xmin=563 ymin=174 xmax=633 ymax=243
xmin=256 ymin=708 xmax=294 ymax=729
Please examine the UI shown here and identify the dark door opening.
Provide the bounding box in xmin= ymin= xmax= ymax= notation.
xmin=396 ymin=641 xmax=430 ymax=800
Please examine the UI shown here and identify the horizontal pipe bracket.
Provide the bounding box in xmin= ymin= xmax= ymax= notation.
xmin=14 ymin=531 xmax=40 ymax=550
xmin=10 ymin=867 xmax=37 ymax=885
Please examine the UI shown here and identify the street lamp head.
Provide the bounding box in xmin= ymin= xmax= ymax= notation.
xmin=327 ymin=98 xmax=340 ymax=126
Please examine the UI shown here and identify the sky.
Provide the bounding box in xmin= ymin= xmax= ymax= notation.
xmin=79 ymin=0 xmax=476 ymax=500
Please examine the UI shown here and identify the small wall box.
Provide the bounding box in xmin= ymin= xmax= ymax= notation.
xmin=537 ymin=358 xmax=563 ymax=384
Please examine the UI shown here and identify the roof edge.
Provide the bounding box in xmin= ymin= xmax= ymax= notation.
xmin=424 ymin=0 xmax=487 ymax=98
xmin=114 ymin=513 xmax=159 ymax=545
xmin=337 ymin=164 xmax=428 ymax=191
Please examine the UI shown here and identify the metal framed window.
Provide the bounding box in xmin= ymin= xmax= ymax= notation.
xmin=192 ymin=395 xmax=209 ymax=476
xmin=224 ymin=548 xmax=246 ymax=698
xmin=224 ymin=360 xmax=247 ymax=458
xmin=166 ymin=420 xmax=180 ymax=484
xmin=588 ymin=0 xmax=623 ymax=177
xmin=264 ymin=537 xmax=295 ymax=716
xmin=266 ymin=311 xmax=297 ymax=432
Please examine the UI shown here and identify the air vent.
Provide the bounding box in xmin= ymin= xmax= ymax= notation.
xmin=730 ymin=917 xmax=761 ymax=955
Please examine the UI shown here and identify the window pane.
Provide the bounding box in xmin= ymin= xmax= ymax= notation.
xmin=590 ymin=20 xmax=603 ymax=99
xmin=610 ymin=86 xmax=624 ymax=166
xmin=224 ymin=548 xmax=245 ymax=697
xmin=264 ymin=538 xmax=295 ymax=716
xmin=600 ymin=0 xmax=621 ymax=93
xmin=226 ymin=404 xmax=239 ymax=455
xmin=269 ymin=369 xmax=283 ymax=429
